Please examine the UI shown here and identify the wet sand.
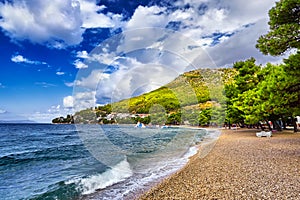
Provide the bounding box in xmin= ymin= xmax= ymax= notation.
xmin=138 ymin=129 xmax=300 ymax=199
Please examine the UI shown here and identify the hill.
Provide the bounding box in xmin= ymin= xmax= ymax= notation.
xmin=53 ymin=68 xmax=236 ymax=126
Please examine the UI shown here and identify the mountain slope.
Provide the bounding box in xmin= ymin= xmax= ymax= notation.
xmin=53 ymin=68 xmax=236 ymax=125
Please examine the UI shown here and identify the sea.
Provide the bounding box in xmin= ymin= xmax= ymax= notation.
xmin=0 ymin=124 xmax=219 ymax=200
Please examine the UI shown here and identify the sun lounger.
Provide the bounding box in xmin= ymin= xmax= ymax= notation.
xmin=256 ymin=131 xmax=272 ymax=137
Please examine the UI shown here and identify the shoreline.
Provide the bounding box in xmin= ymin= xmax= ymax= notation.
xmin=138 ymin=128 xmax=300 ymax=199
xmin=81 ymin=125 xmax=215 ymax=200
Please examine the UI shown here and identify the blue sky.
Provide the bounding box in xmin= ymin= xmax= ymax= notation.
xmin=0 ymin=0 xmax=284 ymax=123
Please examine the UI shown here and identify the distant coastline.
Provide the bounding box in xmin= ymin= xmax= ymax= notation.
xmin=0 ymin=120 xmax=37 ymax=124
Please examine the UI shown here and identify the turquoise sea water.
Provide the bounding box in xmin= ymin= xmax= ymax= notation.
xmin=0 ymin=124 xmax=209 ymax=200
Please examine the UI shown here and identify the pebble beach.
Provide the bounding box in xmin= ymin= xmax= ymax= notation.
xmin=138 ymin=129 xmax=300 ymax=199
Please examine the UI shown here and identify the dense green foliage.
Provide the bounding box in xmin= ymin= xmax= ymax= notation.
xmin=252 ymin=0 xmax=300 ymax=132
xmin=225 ymin=54 xmax=300 ymax=132
xmin=256 ymin=0 xmax=300 ymax=55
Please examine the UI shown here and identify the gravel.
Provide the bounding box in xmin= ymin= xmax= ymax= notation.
xmin=138 ymin=129 xmax=300 ymax=200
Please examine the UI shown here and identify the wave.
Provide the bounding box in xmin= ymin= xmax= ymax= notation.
xmin=67 ymin=158 xmax=133 ymax=195
xmin=31 ymin=159 xmax=133 ymax=199
xmin=97 ymin=146 xmax=200 ymax=199
xmin=0 ymin=144 xmax=85 ymax=167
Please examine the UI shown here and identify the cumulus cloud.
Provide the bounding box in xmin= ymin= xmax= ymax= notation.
xmin=76 ymin=50 xmax=89 ymax=59
xmin=125 ymin=6 xmax=168 ymax=30
xmin=74 ymin=59 xmax=88 ymax=69
xmin=120 ymin=0 xmax=276 ymax=51
xmin=79 ymin=0 xmax=123 ymax=29
xmin=0 ymin=0 xmax=123 ymax=48
xmin=64 ymin=92 xmax=99 ymax=111
xmin=70 ymin=91 xmax=97 ymax=110
xmin=74 ymin=69 xmax=110 ymax=89
xmin=0 ymin=0 xmax=83 ymax=47
xmin=63 ymin=96 xmax=74 ymax=108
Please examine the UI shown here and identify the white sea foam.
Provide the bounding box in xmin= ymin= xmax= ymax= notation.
xmin=67 ymin=159 xmax=133 ymax=195
xmin=95 ymin=145 xmax=200 ymax=199
xmin=183 ymin=146 xmax=198 ymax=158
xmin=83 ymin=128 xmax=211 ymax=199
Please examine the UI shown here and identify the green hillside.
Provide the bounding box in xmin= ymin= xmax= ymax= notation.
xmin=53 ymin=68 xmax=236 ymax=126
xmin=112 ymin=68 xmax=234 ymax=114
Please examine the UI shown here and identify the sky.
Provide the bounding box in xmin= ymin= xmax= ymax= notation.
xmin=0 ymin=0 xmax=285 ymax=123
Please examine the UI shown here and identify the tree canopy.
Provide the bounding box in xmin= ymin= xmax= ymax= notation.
xmin=256 ymin=0 xmax=300 ymax=55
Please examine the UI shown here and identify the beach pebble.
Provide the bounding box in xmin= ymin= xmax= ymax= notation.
xmin=138 ymin=129 xmax=300 ymax=200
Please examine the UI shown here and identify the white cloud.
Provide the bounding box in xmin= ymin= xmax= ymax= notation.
xmin=56 ymin=71 xmax=65 ymax=75
xmin=120 ymin=0 xmax=276 ymax=50
xmin=0 ymin=83 xmax=5 ymax=88
xmin=63 ymin=96 xmax=74 ymax=108
xmin=76 ymin=50 xmax=89 ymax=59
xmin=79 ymin=0 xmax=123 ymax=29
xmin=0 ymin=0 xmax=83 ymax=47
xmin=114 ymin=0 xmax=279 ymax=69
xmin=91 ymin=52 xmax=122 ymax=65
xmin=125 ymin=6 xmax=168 ymax=30
xmin=0 ymin=0 xmax=123 ymax=48
xmin=76 ymin=50 xmax=120 ymax=65
xmin=74 ymin=59 xmax=88 ymax=69
xmin=11 ymin=55 xmax=27 ymax=63
xmin=74 ymin=70 xmax=110 ymax=89
xmin=70 ymin=91 xmax=97 ymax=111
xmin=11 ymin=54 xmax=47 ymax=65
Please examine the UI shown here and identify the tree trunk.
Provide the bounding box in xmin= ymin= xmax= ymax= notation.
xmin=282 ymin=117 xmax=287 ymax=130
xmin=275 ymin=120 xmax=282 ymax=131
xmin=292 ymin=117 xmax=298 ymax=133
xmin=259 ymin=122 xmax=265 ymax=131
